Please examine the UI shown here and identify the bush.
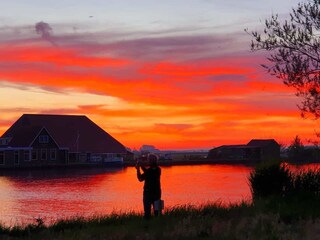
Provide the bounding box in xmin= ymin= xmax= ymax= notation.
xmin=293 ymin=168 xmax=320 ymax=195
xmin=249 ymin=161 xmax=320 ymax=201
xmin=249 ymin=161 xmax=293 ymax=199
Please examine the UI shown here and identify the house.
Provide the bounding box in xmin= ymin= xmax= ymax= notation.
xmin=0 ymin=114 xmax=127 ymax=168
xmin=207 ymin=139 xmax=280 ymax=162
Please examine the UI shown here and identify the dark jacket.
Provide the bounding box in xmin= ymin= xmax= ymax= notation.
xmin=137 ymin=166 xmax=161 ymax=199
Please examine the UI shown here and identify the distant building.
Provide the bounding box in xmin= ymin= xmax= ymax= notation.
xmin=139 ymin=145 xmax=160 ymax=153
xmin=207 ymin=139 xmax=280 ymax=162
xmin=0 ymin=114 xmax=127 ymax=168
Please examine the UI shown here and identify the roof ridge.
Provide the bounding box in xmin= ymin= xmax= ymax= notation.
xmin=22 ymin=113 xmax=86 ymax=117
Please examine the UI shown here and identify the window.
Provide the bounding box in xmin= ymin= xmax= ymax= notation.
xmin=107 ymin=153 xmax=116 ymax=158
xmin=90 ymin=154 xmax=102 ymax=162
xmin=39 ymin=135 xmax=49 ymax=144
xmin=0 ymin=151 xmax=4 ymax=165
xmin=41 ymin=149 xmax=47 ymax=160
xmin=50 ymin=149 xmax=56 ymax=160
xmin=24 ymin=150 xmax=30 ymax=161
xmin=14 ymin=151 xmax=19 ymax=165
xmin=32 ymin=150 xmax=37 ymax=160
xmin=0 ymin=138 xmax=10 ymax=145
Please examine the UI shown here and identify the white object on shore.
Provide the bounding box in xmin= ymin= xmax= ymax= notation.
xmin=154 ymin=199 xmax=164 ymax=211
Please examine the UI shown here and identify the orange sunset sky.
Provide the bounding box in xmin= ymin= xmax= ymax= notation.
xmin=0 ymin=0 xmax=318 ymax=150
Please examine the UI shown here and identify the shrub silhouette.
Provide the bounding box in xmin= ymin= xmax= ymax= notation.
xmin=293 ymin=169 xmax=320 ymax=195
xmin=249 ymin=161 xmax=320 ymax=201
xmin=249 ymin=161 xmax=293 ymax=199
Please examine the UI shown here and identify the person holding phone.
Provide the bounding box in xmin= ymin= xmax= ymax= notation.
xmin=136 ymin=154 xmax=162 ymax=219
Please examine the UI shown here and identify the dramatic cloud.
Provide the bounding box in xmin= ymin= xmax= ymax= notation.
xmin=0 ymin=22 xmax=317 ymax=149
xmin=35 ymin=21 xmax=56 ymax=45
xmin=0 ymin=45 xmax=129 ymax=67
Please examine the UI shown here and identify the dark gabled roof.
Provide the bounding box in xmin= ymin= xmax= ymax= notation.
xmin=5 ymin=126 xmax=42 ymax=147
xmin=215 ymin=144 xmax=247 ymax=149
xmin=211 ymin=139 xmax=280 ymax=151
xmin=1 ymin=114 xmax=126 ymax=153
xmin=247 ymin=139 xmax=279 ymax=147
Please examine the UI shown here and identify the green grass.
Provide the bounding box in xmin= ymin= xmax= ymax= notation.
xmin=0 ymin=200 xmax=319 ymax=240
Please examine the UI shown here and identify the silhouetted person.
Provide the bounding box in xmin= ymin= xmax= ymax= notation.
xmin=136 ymin=154 xmax=162 ymax=219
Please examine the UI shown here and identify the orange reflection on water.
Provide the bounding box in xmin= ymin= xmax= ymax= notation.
xmin=161 ymin=165 xmax=253 ymax=206
xmin=0 ymin=165 xmax=254 ymax=226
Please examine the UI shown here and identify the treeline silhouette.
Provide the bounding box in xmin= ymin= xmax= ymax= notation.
xmin=283 ymin=135 xmax=320 ymax=162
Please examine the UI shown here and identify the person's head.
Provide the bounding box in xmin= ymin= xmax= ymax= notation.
xmin=148 ymin=154 xmax=158 ymax=167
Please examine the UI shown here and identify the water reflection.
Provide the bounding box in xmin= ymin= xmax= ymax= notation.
xmin=0 ymin=165 xmax=255 ymax=226
xmin=162 ymin=165 xmax=252 ymax=206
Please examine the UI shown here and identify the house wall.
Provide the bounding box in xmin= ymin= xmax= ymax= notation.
xmin=243 ymin=148 xmax=261 ymax=161
xmin=260 ymin=142 xmax=280 ymax=161
xmin=27 ymin=128 xmax=67 ymax=166
xmin=208 ymin=147 xmax=247 ymax=161
xmin=1 ymin=148 xmax=68 ymax=168
xmin=0 ymin=128 xmax=69 ymax=168
xmin=0 ymin=150 xmax=30 ymax=168
xmin=1 ymin=150 xmax=13 ymax=167
xmin=208 ymin=140 xmax=280 ymax=163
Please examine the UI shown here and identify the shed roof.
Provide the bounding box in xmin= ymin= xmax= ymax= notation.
xmin=247 ymin=139 xmax=279 ymax=147
xmin=215 ymin=144 xmax=247 ymax=149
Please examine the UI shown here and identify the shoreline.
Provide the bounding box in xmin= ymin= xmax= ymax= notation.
xmin=123 ymin=159 xmax=259 ymax=167
xmin=0 ymin=158 xmax=318 ymax=171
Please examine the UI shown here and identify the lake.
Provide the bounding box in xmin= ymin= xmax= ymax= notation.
xmin=0 ymin=163 xmax=314 ymax=226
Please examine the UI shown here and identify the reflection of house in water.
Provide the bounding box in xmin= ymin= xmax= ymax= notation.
xmin=208 ymin=139 xmax=280 ymax=162
xmin=0 ymin=114 xmax=127 ymax=168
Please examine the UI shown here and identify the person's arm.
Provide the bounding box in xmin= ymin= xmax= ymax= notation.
xmin=136 ymin=165 xmax=145 ymax=182
xmin=141 ymin=166 xmax=147 ymax=172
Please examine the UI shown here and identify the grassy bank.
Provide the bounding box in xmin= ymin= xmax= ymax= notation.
xmin=1 ymin=198 xmax=320 ymax=240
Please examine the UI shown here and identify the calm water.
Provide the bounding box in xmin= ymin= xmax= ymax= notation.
xmin=0 ymin=163 xmax=314 ymax=226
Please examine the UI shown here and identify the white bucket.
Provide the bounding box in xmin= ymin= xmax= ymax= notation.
xmin=154 ymin=199 xmax=164 ymax=211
